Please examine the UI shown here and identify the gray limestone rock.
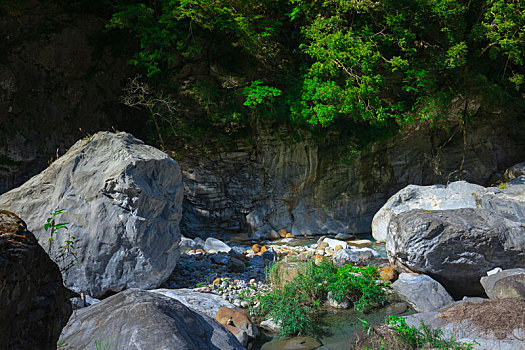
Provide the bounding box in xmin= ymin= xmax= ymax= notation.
xmin=150 ymin=288 xmax=236 ymax=319
xmin=372 ymin=181 xmax=485 ymax=242
xmin=180 ymin=236 xmax=198 ymax=253
xmin=387 ymin=208 xmax=525 ymax=298
xmin=0 ymin=132 xmax=183 ymax=298
xmin=480 ymin=268 xmax=525 ymax=300
xmin=477 ymin=185 xmax=525 ymax=223
xmin=392 ymin=273 xmax=454 ymax=312
xmin=322 ymin=237 xmax=349 ymax=250
xmin=260 ymin=318 xmax=281 ymax=333
xmin=332 ymin=247 xmax=380 ymax=266
xmin=204 ymin=237 xmax=232 ymax=253
xmin=0 ymin=211 xmax=72 ymax=350
xmin=59 ymin=289 xmax=244 ymax=350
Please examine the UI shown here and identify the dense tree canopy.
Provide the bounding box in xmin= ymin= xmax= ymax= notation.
xmin=104 ymin=0 xmax=524 ymax=150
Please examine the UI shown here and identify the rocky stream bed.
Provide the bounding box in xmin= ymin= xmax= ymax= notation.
xmin=2 ymin=132 xmax=525 ymax=350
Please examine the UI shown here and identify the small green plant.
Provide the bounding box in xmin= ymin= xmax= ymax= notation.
xmin=93 ymin=336 xmax=115 ymax=350
xmin=496 ymin=181 xmax=509 ymax=189
xmin=195 ymin=276 xmax=210 ymax=288
xmin=357 ymin=315 xmax=476 ymax=349
xmin=43 ymin=209 xmax=79 ymax=272
xmin=252 ymin=259 xmax=388 ymax=338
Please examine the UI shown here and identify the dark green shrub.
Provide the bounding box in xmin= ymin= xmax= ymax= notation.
xmin=253 ymin=259 xmax=388 ymax=337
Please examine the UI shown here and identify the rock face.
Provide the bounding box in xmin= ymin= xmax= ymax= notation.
xmin=150 ymin=288 xmax=236 ymax=319
xmin=372 ymin=181 xmax=485 ymax=242
xmin=392 ymin=273 xmax=454 ymax=312
xmin=387 ymin=208 xmax=525 ymax=298
xmin=179 ymin=114 xmax=525 ymax=238
xmin=480 ymin=268 xmax=525 ymax=300
xmin=59 ymin=289 xmax=244 ymax=350
xmin=0 ymin=132 xmax=184 ymax=298
xmin=0 ymin=211 xmax=71 ymax=350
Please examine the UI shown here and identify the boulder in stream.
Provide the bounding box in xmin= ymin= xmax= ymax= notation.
xmin=0 ymin=132 xmax=184 ymax=298
xmin=59 ymin=289 xmax=244 ymax=350
xmin=387 ymin=208 xmax=525 ymax=298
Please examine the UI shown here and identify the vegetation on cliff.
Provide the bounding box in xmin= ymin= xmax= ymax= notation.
xmin=14 ymin=0 xmax=521 ymax=152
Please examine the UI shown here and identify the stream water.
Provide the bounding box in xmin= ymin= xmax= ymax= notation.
xmin=251 ymin=235 xmax=408 ymax=349
xmin=254 ymin=301 xmax=411 ymax=349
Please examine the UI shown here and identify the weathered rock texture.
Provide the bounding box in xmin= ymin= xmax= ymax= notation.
xmin=180 ymin=116 xmax=525 ymax=238
xmin=151 ymin=288 xmax=236 ymax=319
xmin=387 ymin=208 xmax=525 ymax=298
xmin=375 ymin=179 xmax=525 ymax=242
xmin=372 ymin=181 xmax=485 ymax=242
xmin=0 ymin=210 xmax=71 ymax=350
xmin=0 ymin=132 xmax=183 ymax=298
xmin=480 ymin=268 xmax=525 ymax=300
xmin=392 ymin=273 xmax=454 ymax=312
xmin=59 ymin=289 xmax=244 ymax=350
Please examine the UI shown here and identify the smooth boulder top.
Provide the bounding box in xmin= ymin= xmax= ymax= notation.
xmin=150 ymin=288 xmax=236 ymax=319
xmin=372 ymin=181 xmax=485 ymax=242
xmin=59 ymin=289 xmax=244 ymax=350
xmin=387 ymin=208 xmax=525 ymax=298
xmin=373 ymin=178 xmax=525 ymax=242
xmin=0 ymin=131 xmax=184 ymax=298
xmin=392 ymin=273 xmax=454 ymax=313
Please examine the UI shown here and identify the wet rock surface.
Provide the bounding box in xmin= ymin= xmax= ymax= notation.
xmin=0 ymin=211 xmax=71 ymax=350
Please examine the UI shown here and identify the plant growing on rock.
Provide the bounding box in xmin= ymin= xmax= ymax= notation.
xmin=43 ymin=209 xmax=78 ymax=272
xmin=252 ymin=259 xmax=388 ymax=337
xmin=356 ymin=315 xmax=476 ymax=349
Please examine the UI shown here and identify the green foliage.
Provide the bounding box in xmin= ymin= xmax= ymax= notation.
xmin=107 ymin=0 xmax=525 ymax=151
xmin=43 ymin=209 xmax=78 ymax=272
xmin=243 ymin=80 xmax=282 ymax=108
xmin=327 ymin=264 xmax=388 ymax=311
xmin=377 ymin=316 xmax=475 ymax=349
xmin=252 ymin=259 xmax=388 ymax=338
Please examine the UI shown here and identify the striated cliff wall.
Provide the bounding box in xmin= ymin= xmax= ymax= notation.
xmin=180 ymin=111 xmax=525 ymax=238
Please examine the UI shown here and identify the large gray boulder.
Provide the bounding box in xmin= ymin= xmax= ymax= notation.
xmin=150 ymin=288 xmax=236 ymax=319
xmin=391 ymin=273 xmax=454 ymax=312
xmin=387 ymin=208 xmax=525 ymax=298
xmin=477 ymin=185 xmax=525 ymax=223
xmin=372 ymin=181 xmax=485 ymax=242
xmin=0 ymin=211 xmax=71 ymax=350
xmin=59 ymin=289 xmax=244 ymax=350
xmin=0 ymin=132 xmax=183 ymax=298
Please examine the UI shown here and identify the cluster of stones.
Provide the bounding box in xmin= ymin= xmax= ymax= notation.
xmin=211 ymin=278 xmax=271 ymax=308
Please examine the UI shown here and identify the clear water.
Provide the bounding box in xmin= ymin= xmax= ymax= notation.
xmin=255 ymin=302 xmax=410 ymax=349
